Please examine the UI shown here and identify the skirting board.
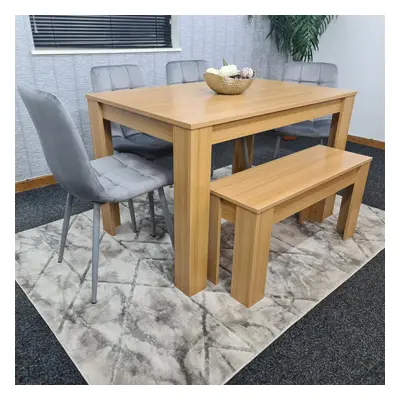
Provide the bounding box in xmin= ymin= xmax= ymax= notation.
xmin=15 ymin=174 xmax=56 ymax=193
xmin=14 ymin=136 xmax=384 ymax=193
xmin=347 ymin=135 xmax=385 ymax=150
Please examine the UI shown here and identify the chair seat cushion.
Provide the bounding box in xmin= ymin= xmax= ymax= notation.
xmin=112 ymin=131 xmax=173 ymax=160
xmin=274 ymin=119 xmax=331 ymax=138
xmin=91 ymin=153 xmax=173 ymax=203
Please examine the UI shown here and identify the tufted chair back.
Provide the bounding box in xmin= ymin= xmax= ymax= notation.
xmin=166 ymin=60 xmax=208 ymax=85
xmin=283 ymin=62 xmax=338 ymax=124
xmin=90 ymin=65 xmax=145 ymax=139
xmin=18 ymin=86 xmax=108 ymax=202
xmin=91 ymin=64 xmax=144 ymax=91
xmin=282 ymin=62 xmax=338 ymax=88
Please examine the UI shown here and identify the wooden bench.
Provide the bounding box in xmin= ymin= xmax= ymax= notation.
xmin=208 ymin=145 xmax=372 ymax=308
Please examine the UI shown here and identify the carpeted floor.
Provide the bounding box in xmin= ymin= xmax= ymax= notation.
xmin=15 ymin=133 xmax=385 ymax=384
xmin=227 ymin=249 xmax=385 ymax=385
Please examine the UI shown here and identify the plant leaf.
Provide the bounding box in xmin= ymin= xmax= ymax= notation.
xmin=222 ymin=58 xmax=228 ymax=66
xmin=266 ymin=15 xmax=336 ymax=62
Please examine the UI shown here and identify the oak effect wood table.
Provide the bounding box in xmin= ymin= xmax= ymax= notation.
xmin=86 ymin=79 xmax=357 ymax=297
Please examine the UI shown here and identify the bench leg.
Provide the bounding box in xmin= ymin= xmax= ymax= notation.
xmin=208 ymin=195 xmax=222 ymax=284
xmin=298 ymin=207 xmax=310 ymax=224
xmin=308 ymin=196 xmax=336 ymax=222
xmin=299 ymin=194 xmax=336 ymax=224
xmin=337 ymin=163 xmax=370 ymax=240
xmin=231 ymin=207 xmax=274 ymax=308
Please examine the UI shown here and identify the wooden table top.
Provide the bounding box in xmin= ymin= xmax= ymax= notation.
xmin=210 ymin=145 xmax=371 ymax=214
xmin=86 ymin=79 xmax=357 ymax=130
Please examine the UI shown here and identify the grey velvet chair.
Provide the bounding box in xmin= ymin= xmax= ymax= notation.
xmin=166 ymin=60 xmax=207 ymax=85
xmin=18 ymin=86 xmax=174 ymax=304
xmin=90 ymin=65 xmax=173 ymax=236
xmin=272 ymin=62 xmax=338 ymax=158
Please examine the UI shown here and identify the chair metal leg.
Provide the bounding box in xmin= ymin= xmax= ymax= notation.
xmin=127 ymin=199 xmax=138 ymax=233
xmin=273 ymin=136 xmax=281 ymax=159
xmin=242 ymin=137 xmax=251 ymax=169
xmin=148 ymin=191 xmax=157 ymax=237
xmin=58 ymin=193 xmax=74 ymax=263
xmin=320 ymin=138 xmax=325 ymax=145
xmin=158 ymin=188 xmax=174 ymax=249
xmin=91 ymin=203 xmax=101 ymax=304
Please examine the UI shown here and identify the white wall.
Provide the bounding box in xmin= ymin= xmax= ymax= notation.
xmin=15 ymin=15 xmax=283 ymax=181
xmin=314 ymin=15 xmax=385 ymax=141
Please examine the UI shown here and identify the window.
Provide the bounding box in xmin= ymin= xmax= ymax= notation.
xmin=29 ymin=15 xmax=173 ymax=50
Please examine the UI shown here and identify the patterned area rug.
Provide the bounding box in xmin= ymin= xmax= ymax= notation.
xmin=15 ymin=166 xmax=385 ymax=385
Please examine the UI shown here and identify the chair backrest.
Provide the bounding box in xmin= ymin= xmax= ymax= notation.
xmin=18 ymin=86 xmax=105 ymax=202
xmin=283 ymin=62 xmax=338 ymax=124
xmin=166 ymin=60 xmax=208 ymax=85
xmin=91 ymin=64 xmax=145 ymax=91
xmin=282 ymin=62 xmax=338 ymax=88
xmin=90 ymin=65 xmax=145 ymax=138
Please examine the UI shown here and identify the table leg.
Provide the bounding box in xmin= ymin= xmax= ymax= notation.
xmin=306 ymin=96 xmax=355 ymax=222
xmin=173 ymin=126 xmax=212 ymax=296
xmin=207 ymin=195 xmax=222 ymax=285
xmin=87 ymin=100 xmax=121 ymax=235
xmin=232 ymin=135 xmax=254 ymax=174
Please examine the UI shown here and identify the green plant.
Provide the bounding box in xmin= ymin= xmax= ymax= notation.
xmin=250 ymin=15 xmax=336 ymax=62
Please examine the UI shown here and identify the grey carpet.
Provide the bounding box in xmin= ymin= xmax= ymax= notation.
xmin=15 ymin=282 xmax=87 ymax=385
xmin=227 ymin=250 xmax=385 ymax=385
xmin=15 ymin=132 xmax=385 ymax=384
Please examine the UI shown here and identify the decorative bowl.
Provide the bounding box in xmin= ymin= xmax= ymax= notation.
xmin=203 ymin=72 xmax=255 ymax=95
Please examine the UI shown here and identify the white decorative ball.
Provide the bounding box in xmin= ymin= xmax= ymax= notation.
xmin=219 ymin=64 xmax=239 ymax=77
xmin=206 ymin=67 xmax=223 ymax=76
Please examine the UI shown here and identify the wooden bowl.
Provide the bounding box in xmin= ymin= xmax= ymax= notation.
xmin=203 ymin=72 xmax=255 ymax=95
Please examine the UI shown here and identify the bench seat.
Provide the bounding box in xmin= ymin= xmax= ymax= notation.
xmin=208 ymin=145 xmax=372 ymax=307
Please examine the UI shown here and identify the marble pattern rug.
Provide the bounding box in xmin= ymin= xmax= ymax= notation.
xmin=15 ymin=166 xmax=385 ymax=385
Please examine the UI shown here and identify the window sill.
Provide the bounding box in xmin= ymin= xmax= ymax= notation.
xmin=31 ymin=47 xmax=182 ymax=56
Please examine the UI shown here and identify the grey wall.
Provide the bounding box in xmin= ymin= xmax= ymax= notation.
xmin=15 ymin=15 xmax=284 ymax=181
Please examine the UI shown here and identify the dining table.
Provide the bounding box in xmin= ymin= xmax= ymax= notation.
xmin=86 ymin=78 xmax=357 ymax=297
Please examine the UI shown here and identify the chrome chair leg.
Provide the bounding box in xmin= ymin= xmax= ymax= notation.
xmin=91 ymin=203 xmax=101 ymax=304
xmin=58 ymin=192 xmax=74 ymax=263
xmin=128 ymin=199 xmax=138 ymax=233
xmin=158 ymin=188 xmax=174 ymax=249
xmin=320 ymin=138 xmax=325 ymax=145
xmin=273 ymin=136 xmax=281 ymax=159
xmin=148 ymin=191 xmax=157 ymax=237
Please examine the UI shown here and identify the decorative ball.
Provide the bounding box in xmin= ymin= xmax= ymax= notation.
xmin=240 ymin=67 xmax=254 ymax=79
xmin=219 ymin=64 xmax=239 ymax=77
xmin=206 ymin=67 xmax=222 ymax=76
